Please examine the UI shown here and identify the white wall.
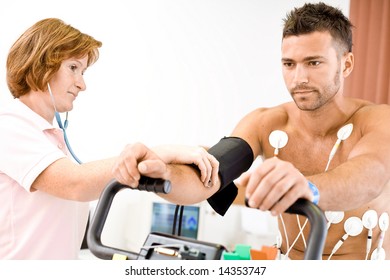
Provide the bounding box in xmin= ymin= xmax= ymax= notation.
xmin=0 ymin=0 xmax=350 ymax=255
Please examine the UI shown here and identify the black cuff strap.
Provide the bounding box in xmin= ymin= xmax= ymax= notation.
xmin=206 ymin=137 xmax=254 ymax=215
xmin=208 ymin=136 xmax=254 ymax=190
xmin=207 ymin=182 xmax=238 ymax=216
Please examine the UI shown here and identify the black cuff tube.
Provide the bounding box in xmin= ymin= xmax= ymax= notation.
xmin=208 ymin=136 xmax=254 ymax=190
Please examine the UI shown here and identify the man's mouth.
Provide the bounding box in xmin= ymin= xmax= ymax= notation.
xmin=294 ymin=90 xmax=313 ymax=94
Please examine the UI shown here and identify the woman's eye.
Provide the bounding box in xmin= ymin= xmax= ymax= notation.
xmin=69 ymin=64 xmax=85 ymax=75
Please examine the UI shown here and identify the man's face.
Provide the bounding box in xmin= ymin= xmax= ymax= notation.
xmin=281 ymin=31 xmax=343 ymax=111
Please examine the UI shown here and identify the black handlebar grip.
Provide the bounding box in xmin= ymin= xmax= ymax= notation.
xmin=285 ymin=198 xmax=327 ymax=260
xmin=245 ymin=197 xmax=326 ymax=260
xmin=87 ymin=177 xmax=171 ymax=260
xmin=137 ymin=176 xmax=171 ymax=194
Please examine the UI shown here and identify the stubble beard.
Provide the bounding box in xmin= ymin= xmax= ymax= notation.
xmin=291 ymin=69 xmax=341 ymax=112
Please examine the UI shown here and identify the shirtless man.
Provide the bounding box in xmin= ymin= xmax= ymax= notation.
xmin=113 ymin=3 xmax=390 ymax=260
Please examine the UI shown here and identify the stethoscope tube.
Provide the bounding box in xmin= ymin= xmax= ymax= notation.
xmin=55 ymin=111 xmax=82 ymax=164
xmin=48 ymin=83 xmax=82 ymax=164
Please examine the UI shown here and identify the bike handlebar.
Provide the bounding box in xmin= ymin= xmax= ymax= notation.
xmin=87 ymin=179 xmax=327 ymax=260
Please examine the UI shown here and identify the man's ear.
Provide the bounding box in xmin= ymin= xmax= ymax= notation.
xmin=342 ymin=52 xmax=354 ymax=78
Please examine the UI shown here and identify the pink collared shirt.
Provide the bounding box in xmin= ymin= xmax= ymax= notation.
xmin=0 ymin=99 xmax=89 ymax=259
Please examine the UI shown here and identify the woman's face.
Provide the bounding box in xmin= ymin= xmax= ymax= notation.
xmin=48 ymin=56 xmax=88 ymax=113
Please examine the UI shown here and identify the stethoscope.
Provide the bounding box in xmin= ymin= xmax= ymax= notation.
xmin=48 ymin=83 xmax=82 ymax=164
xmin=55 ymin=111 xmax=82 ymax=164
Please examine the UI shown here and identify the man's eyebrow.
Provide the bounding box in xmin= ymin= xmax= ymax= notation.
xmin=303 ymin=55 xmax=326 ymax=61
xmin=281 ymin=58 xmax=294 ymax=62
xmin=281 ymin=55 xmax=326 ymax=62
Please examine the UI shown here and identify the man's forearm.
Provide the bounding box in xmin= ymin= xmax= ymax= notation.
xmin=159 ymin=164 xmax=220 ymax=205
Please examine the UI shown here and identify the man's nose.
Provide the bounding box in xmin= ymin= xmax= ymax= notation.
xmin=292 ymin=64 xmax=309 ymax=86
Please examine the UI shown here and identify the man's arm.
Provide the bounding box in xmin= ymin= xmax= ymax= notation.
xmin=140 ymin=162 xmax=221 ymax=205
xmin=310 ymin=105 xmax=390 ymax=211
xmin=244 ymin=105 xmax=390 ymax=215
xmin=112 ymin=142 xmax=222 ymax=205
xmin=114 ymin=137 xmax=254 ymax=211
xmin=32 ymin=143 xmax=220 ymax=203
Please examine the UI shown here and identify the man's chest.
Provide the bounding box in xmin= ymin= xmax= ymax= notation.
xmin=262 ymin=133 xmax=352 ymax=175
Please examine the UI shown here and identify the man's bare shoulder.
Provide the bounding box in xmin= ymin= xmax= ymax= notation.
xmin=244 ymin=102 xmax=294 ymax=124
xmin=351 ymin=99 xmax=390 ymax=124
xmin=232 ymin=102 xmax=295 ymax=156
xmin=355 ymin=101 xmax=390 ymax=114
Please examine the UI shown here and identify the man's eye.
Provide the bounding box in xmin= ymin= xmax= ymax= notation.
xmin=309 ymin=61 xmax=321 ymax=66
xmin=283 ymin=62 xmax=294 ymax=67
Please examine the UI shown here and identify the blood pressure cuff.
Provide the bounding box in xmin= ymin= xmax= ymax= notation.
xmin=207 ymin=137 xmax=254 ymax=216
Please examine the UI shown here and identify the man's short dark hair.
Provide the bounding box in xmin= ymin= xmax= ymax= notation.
xmin=283 ymin=2 xmax=353 ymax=54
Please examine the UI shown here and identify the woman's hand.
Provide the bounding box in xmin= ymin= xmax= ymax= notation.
xmin=152 ymin=145 xmax=219 ymax=188
xmin=112 ymin=142 xmax=168 ymax=187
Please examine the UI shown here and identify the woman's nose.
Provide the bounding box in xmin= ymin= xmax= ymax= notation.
xmin=75 ymin=75 xmax=86 ymax=91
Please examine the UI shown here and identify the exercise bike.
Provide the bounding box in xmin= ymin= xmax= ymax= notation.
xmin=87 ymin=177 xmax=327 ymax=260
